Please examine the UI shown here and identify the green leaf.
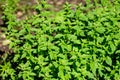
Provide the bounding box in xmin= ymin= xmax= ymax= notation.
xmin=79 ymin=30 xmax=85 ymax=37
xmin=90 ymin=62 xmax=97 ymax=75
xmin=34 ymin=66 xmax=40 ymax=70
xmin=97 ymin=37 xmax=104 ymax=43
xmin=109 ymin=41 xmax=116 ymax=53
xmin=106 ymin=56 xmax=112 ymax=66
xmin=53 ymin=62 xmax=59 ymax=68
xmin=106 ymin=35 xmax=112 ymax=41
xmin=21 ymin=52 xmax=27 ymax=59
xmin=55 ymin=12 xmax=64 ymax=23
xmin=116 ymin=50 xmax=120 ymax=53
xmin=79 ymin=13 xmax=88 ymax=21
xmin=13 ymin=54 xmax=20 ymax=62
xmin=58 ymin=66 xmax=64 ymax=79
xmin=67 ymin=34 xmax=77 ymax=41
xmin=105 ymin=67 xmax=111 ymax=71
xmin=39 ymin=46 xmax=47 ymax=50
xmin=64 ymin=73 xmax=71 ymax=79
xmin=87 ymin=71 xmax=95 ymax=79
xmin=66 ymin=45 xmax=72 ymax=51
xmin=73 ymin=40 xmax=81 ymax=44
xmin=96 ymin=27 xmax=105 ymax=34
xmin=32 ymin=18 xmax=42 ymax=25
xmin=55 ymin=34 xmax=63 ymax=39
xmin=49 ymin=52 xmax=57 ymax=60
xmin=98 ymin=69 xmax=103 ymax=77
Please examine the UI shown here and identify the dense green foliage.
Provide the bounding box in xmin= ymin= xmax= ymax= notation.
xmin=0 ymin=0 xmax=120 ymax=80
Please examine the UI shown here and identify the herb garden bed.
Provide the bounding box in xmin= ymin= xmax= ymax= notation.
xmin=0 ymin=0 xmax=120 ymax=80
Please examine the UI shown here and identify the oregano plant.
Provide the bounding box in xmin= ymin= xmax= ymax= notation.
xmin=0 ymin=0 xmax=120 ymax=80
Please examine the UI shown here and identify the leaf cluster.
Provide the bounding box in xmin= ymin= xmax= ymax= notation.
xmin=0 ymin=0 xmax=120 ymax=80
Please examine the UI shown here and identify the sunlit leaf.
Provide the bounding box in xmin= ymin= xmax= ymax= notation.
xmin=106 ymin=56 xmax=112 ymax=66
